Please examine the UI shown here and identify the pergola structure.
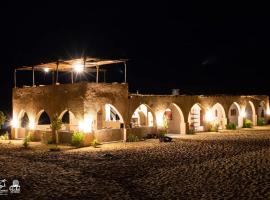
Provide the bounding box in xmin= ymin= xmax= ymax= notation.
xmin=14 ymin=57 xmax=128 ymax=87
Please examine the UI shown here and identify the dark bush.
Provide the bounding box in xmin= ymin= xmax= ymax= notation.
xmin=127 ymin=134 xmax=139 ymax=142
xmin=187 ymin=129 xmax=195 ymax=135
xmin=226 ymin=123 xmax=236 ymax=130
xmin=243 ymin=119 xmax=252 ymax=128
xmin=71 ymin=132 xmax=84 ymax=147
xmin=257 ymin=118 xmax=266 ymax=126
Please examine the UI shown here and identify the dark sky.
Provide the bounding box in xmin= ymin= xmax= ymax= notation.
xmin=1 ymin=2 xmax=270 ymax=115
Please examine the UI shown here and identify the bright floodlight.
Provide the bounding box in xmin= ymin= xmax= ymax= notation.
xmin=44 ymin=68 xmax=49 ymax=73
xmin=240 ymin=110 xmax=247 ymax=118
xmin=205 ymin=110 xmax=214 ymax=122
xmin=73 ymin=63 xmax=84 ymax=73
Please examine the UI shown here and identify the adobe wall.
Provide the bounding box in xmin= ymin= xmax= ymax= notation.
xmin=12 ymin=82 xmax=270 ymax=142
xmin=127 ymin=94 xmax=269 ymax=126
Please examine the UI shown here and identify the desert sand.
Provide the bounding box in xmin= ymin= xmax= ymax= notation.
xmin=0 ymin=131 xmax=270 ymax=199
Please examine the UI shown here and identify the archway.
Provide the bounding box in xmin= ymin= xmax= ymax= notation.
xmin=16 ymin=110 xmax=30 ymax=138
xmin=228 ymin=102 xmax=241 ymax=127
xmin=258 ymin=101 xmax=266 ymax=119
xmin=103 ymin=104 xmax=124 ymax=129
xmin=131 ymin=104 xmax=155 ymax=128
xmin=163 ymin=103 xmax=185 ymax=134
xmin=188 ymin=103 xmax=204 ymax=132
xmin=36 ymin=110 xmax=51 ymax=131
xmin=59 ymin=110 xmax=78 ymax=131
xmin=20 ymin=112 xmax=29 ymax=128
xmin=211 ymin=103 xmax=227 ymax=129
xmin=245 ymin=101 xmax=256 ymax=125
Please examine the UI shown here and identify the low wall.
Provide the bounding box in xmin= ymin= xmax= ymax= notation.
xmin=94 ymin=129 xmax=124 ymax=142
xmin=127 ymin=127 xmax=157 ymax=139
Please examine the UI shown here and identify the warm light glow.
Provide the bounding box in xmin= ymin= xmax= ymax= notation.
xmin=240 ymin=110 xmax=246 ymax=118
xmin=44 ymin=68 xmax=49 ymax=73
xmin=11 ymin=118 xmax=18 ymax=128
xmin=267 ymin=108 xmax=270 ymax=115
xmin=79 ymin=115 xmax=93 ymax=133
xmin=156 ymin=112 xmax=164 ymax=127
xmin=205 ymin=110 xmax=214 ymax=122
xmin=148 ymin=112 xmax=154 ymax=127
xmin=29 ymin=118 xmax=35 ymax=130
xmin=105 ymin=104 xmax=110 ymax=121
xmin=73 ymin=63 xmax=84 ymax=73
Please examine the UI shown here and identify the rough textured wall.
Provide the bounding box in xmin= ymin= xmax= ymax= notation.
xmin=13 ymin=82 xmax=87 ymax=121
xmin=127 ymin=94 xmax=269 ymax=127
xmin=12 ymin=81 xmax=269 ymax=140
xmin=84 ymin=82 xmax=128 ymax=129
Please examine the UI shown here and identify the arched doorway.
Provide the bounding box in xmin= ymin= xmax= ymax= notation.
xmin=59 ymin=110 xmax=78 ymax=131
xmin=131 ymin=104 xmax=155 ymax=128
xmin=245 ymin=101 xmax=256 ymax=125
xmin=17 ymin=110 xmax=30 ymax=138
xmin=103 ymin=104 xmax=124 ymax=129
xmin=20 ymin=112 xmax=29 ymax=128
xmin=211 ymin=103 xmax=227 ymax=129
xmin=258 ymin=101 xmax=266 ymax=119
xmin=188 ymin=104 xmax=204 ymax=132
xmin=228 ymin=102 xmax=241 ymax=127
xmin=36 ymin=110 xmax=51 ymax=131
xmin=163 ymin=103 xmax=185 ymax=134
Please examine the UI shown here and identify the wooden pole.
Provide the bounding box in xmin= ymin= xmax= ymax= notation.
xmin=52 ymin=71 xmax=55 ymax=85
xmin=32 ymin=66 xmax=35 ymax=86
xmin=14 ymin=69 xmax=17 ymax=88
xmin=71 ymin=71 xmax=74 ymax=84
xmin=56 ymin=61 xmax=59 ymax=84
xmin=124 ymin=62 xmax=127 ymax=83
xmin=96 ymin=66 xmax=99 ymax=83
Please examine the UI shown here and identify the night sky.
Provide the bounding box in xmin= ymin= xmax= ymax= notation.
xmin=1 ymin=2 xmax=270 ymax=115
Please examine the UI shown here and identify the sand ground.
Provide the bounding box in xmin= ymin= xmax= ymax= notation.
xmin=0 ymin=131 xmax=270 ymax=199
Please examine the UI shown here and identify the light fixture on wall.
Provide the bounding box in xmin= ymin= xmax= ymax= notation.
xmin=205 ymin=109 xmax=214 ymax=122
xmin=29 ymin=118 xmax=35 ymax=130
xmin=79 ymin=115 xmax=93 ymax=133
xmin=240 ymin=110 xmax=247 ymax=118
xmin=11 ymin=118 xmax=18 ymax=128
xmin=266 ymin=108 xmax=270 ymax=115
xmin=156 ymin=112 xmax=164 ymax=127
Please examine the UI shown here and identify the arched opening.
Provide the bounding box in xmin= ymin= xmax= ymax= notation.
xmin=131 ymin=104 xmax=155 ymax=128
xmin=245 ymin=101 xmax=256 ymax=125
xmin=188 ymin=103 xmax=204 ymax=132
xmin=211 ymin=103 xmax=227 ymax=129
xmin=228 ymin=102 xmax=241 ymax=127
xmin=21 ymin=112 xmax=29 ymax=128
xmin=36 ymin=110 xmax=51 ymax=131
xmin=16 ymin=110 xmax=30 ymax=138
xmin=258 ymin=101 xmax=266 ymax=119
xmin=102 ymin=104 xmax=124 ymax=129
xmin=164 ymin=103 xmax=185 ymax=134
xmin=59 ymin=110 xmax=78 ymax=131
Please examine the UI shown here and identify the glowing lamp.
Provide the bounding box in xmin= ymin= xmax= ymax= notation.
xmin=79 ymin=115 xmax=93 ymax=133
xmin=11 ymin=118 xmax=18 ymax=128
xmin=267 ymin=108 xmax=270 ymax=115
xmin=156 ymin=112 xmax=164 ymax=127
xmin=240 ymin=110 xmax=247 ymax=118
xmin=73 ymin=63 xmax=84 ymax=73
xmin=29 ymin=119 xmax=35 ymax=130
xmin=205 ymin=110 xmax=214 ymax=122
xmin=44 ymin=68 xmax=49 ymax=73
